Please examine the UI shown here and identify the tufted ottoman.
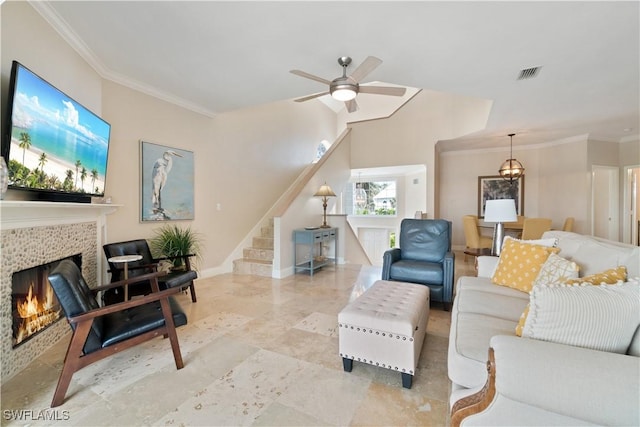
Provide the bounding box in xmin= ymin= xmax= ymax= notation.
xmin=338 ymin=280 xmax=430 ymax=388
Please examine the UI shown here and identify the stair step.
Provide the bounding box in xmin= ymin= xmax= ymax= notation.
xmin=243 ymin=247 xmax=274 ymax=262
xmin=253 ymin=236 xmax=273 ymax=249
xmin=232 ymin=217 xmax=275 ymax=278
xmin=261 ymin=225 xmax=274 ymax=238
xmin=233 ymin=259 xmax=272 ymax=277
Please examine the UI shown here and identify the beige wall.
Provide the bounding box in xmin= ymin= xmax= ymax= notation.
xmin=348 ymin=89 xmax=492 ymax=219
xmin=1 ymin=2 xmax=103 ymax=133
xmin=536 ymin=137 xmax=589 ymax=233
xmin=102 ymin=82 xmax=337 ymax=274
xmin=439 ymin=137 xmax=587 ymax=248
xmin=439 ymin=135 xmax=636 ymax=249
xmin=275 ymin=131 xmax=351 ymax=276
xmin=619 ymin=139 xmax=640 ymax=167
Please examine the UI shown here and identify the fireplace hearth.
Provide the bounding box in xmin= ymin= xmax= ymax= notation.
xmin=11 ymin=254 xmax=81 ymax=348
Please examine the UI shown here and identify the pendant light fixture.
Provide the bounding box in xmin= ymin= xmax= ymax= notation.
xmin=499 ymin=133 xmax=525 ymax=182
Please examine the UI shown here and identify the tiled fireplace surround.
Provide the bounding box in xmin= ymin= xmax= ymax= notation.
xmin=0 ymin=201 xmax=117 ymax=383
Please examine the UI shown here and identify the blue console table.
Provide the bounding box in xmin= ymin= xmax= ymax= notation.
xmin=293 ymin=227 xmax=338 ymax=276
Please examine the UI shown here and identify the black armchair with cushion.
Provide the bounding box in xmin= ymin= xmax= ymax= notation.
xmin=47 ymin=259 xmax=187 ymax=407
xmin=382 ymin=219 xmax=455 ymax=311
xmin=103 ymin=239 xmax=198 ymax=305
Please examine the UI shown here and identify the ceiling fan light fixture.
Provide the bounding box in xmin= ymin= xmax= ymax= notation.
xmin=330 ymin=79 xmax=358 ymax=101
xmin=331 ymin=88 xmax=357 ymax=101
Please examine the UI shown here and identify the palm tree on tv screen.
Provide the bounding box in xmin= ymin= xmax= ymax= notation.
xmin=64 ymin=169 xmax=74 ymax=191
xmin=91 ymin=168 xmax=98 ymax=193
xmin=38 ymin=152 xmax=48 ymax=185
xmin=80 ymin=167 xmax=87 ymax=192
xmin=74 ymin=160 xmax=82 ymax=188
xmin=18 ymin=132 xmax=31 ymax=165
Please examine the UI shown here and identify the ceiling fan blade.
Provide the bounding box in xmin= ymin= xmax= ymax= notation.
xmin=359 ymin=86 xmax=407 ymax=97
xmin=346 ymin=99 xmax=358 ymax=113
xmin=294 ymin=91 xmax=330 ymax=102
xmin=290 ymin=69 xmax=332 ymax=86
xmin=349 ymin=56 xmax=382 ymax=82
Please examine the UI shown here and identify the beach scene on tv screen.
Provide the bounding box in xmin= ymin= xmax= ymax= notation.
xmin=7 ymin=65 xmax=110 ymax=196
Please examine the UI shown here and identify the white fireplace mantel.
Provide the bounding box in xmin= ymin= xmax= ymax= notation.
xmin=0 ymin=201 xmax=121 ymax=229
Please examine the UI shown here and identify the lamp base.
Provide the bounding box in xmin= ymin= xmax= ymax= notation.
xmin=491 ymin=222 xmax=506 ymax=256
xmin=320 ymin=200 xmax=330 ymax=229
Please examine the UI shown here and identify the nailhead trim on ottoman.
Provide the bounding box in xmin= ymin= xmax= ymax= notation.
xmin=338 ymin=280 xmax=430 ymax=388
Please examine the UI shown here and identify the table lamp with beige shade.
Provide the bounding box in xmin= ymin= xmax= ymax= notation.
xmin=484 ymin=199 xmax=517 ymax=256
xmin=314 ymin=183 xmax=336 ymax=228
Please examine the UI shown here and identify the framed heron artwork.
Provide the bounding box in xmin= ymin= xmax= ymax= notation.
xmin=140 ymin=140 xmax=194 ymax=221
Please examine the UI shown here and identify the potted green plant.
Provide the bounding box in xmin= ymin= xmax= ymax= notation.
xmin=149 ymin=224 xmax=202 ymax=270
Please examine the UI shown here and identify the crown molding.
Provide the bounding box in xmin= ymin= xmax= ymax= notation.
xmin=439 ymin=134 xmax=589 ymax=156
xmin=28 ymin=1 xmax=217 ymax=118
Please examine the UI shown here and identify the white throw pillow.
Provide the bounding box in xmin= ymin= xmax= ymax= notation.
xmin=532 ymin=253 xmax=579 ymax=288
xmin=522 ymin=279 xmax=640 ymax=353
xmin=504 ymin=235 xmax=558 ymax=248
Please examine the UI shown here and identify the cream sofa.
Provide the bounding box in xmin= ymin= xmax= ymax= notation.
xmin=448 ymin=230 xmax=640 ymax=426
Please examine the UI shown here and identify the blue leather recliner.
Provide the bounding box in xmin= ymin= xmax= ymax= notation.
xmin=382 ymin=219 xmax=455 ymax=311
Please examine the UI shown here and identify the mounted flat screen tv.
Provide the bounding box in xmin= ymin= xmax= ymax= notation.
xmin=2 ymin=61 xmax=111 ymax=203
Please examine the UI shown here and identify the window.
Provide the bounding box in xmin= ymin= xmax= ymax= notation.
xmin=314 ymin=140 xmax=331 ymax=162
xmin=347 ymin=180 xmax=396 ymax=216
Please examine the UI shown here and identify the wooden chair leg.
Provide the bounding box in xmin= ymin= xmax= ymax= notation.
xmin=189 ymin=281 xmax=197 ymax=303
xmin=51 ymin=321 xmax=93 ymax=407
xmin=159 ymin=298 xmax=184 ymax=369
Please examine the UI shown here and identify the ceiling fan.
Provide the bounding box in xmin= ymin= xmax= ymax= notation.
xmin=290 ymin=56 xmax=407 ymax=113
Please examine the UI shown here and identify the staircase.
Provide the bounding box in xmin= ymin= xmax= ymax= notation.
xmin=232 ymin=219 xmax=274 ymax=277
xmin=232 ymin=129 xmax=352 ymax=278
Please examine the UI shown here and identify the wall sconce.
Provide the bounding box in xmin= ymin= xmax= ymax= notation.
xmin=314 ymin=183 xmax=336 ymax=228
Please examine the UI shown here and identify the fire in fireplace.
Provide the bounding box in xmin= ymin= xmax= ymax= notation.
xmin=11 ymin=254 xmax=82 ymax=348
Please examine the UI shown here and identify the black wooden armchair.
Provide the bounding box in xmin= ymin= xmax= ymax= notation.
xmin=103 ymin=239 xmax=197 ymax=304
xmin=382 ymin=219 xmax=455 ymax=310
xmin=47 ymin=259 xmax=187 ymax=407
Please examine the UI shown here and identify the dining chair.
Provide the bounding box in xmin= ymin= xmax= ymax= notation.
xmin=462 ymin=215 xmax=492 ymax=260
xmin=562 ymin=217 xmax=575 ymax=232
xmin=521 ymin=218 xmax=553 ymax=240
xmin=504 ymin=215 xmax=525 ymax=229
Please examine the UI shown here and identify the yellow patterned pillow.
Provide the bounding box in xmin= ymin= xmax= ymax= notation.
xmin=491 ymin=238 xmax=560 ymax=292
xmin=515 ymin=303 xmax=530 ymax=337
xmin=564 ymin=266 xmax=627 ymax=285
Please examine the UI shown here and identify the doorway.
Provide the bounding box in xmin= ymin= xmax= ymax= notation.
xmin=623 ymin=166 xmax=640 ymax=245
xmin=591 ymin=165 xmax=619 ymax=240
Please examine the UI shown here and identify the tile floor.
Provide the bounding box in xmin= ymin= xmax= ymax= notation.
xmin=1 ymin=253 xmax=476 ymax=426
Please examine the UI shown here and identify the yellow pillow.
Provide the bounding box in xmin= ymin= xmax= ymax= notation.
xmin=564 ymin=266 xmax=627 ymax=285
xmin=491 ymin=238 xmax=560 ymax=292
xmin=515 ymin=304 xmax=529 ymax=337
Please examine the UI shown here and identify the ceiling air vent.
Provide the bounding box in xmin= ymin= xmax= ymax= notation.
xmin=517 ymin=66 xmax=542 ymax=80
